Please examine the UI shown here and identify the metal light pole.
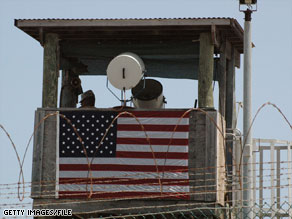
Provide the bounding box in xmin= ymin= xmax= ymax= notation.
xmin=243 ymin=9 xmax=253 ymax=218
xmin=240 ymin=1 xmax=257 ymax=218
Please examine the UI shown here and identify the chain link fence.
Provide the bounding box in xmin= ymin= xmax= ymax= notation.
xmin=92 ymin=202 xmax=292 ymax=219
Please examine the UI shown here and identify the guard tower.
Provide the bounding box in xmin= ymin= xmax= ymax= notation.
xmin=15 ymin=18 xmax=244 ymax=218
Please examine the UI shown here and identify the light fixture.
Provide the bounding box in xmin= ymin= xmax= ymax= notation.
xmin=239 ymin=0 xmax=257 ymax=12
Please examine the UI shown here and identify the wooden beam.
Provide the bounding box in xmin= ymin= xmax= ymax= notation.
xmin=225 ymin=47 xmax=236 ymax=129
xmin=225 ymin=47 xmax=236 ymax=204
xmin=32 ymin=30 xmax=206 ymax=36
xmin=39 ymin=27 xmax=44 ymax=46
xmin=211 ymin=24 xmax=220 ymax=48
xmin=218 ymin=41 xmax=227 ymax=117
xmin=198 ymin=32 xmax=214 ymax=108
xmin=234 ymin=48 xmax=241 ymax=68
xmin=45 ymin=35 xmax=201 ymax=41
xmin=225 ymin=40 xmax=232 ymax=60
xmin=42 ymin=33 xmax=59 ymax=108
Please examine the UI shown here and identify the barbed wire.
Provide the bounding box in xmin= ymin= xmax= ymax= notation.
xmin=1 ymin=160 xmax=292 ymax=190
xmin=1 ymin=157 xmax=291 ymax=187
xmin=1 ymin=178 xmax=291 ymax=206
xmin=0 ymin=101 xmax=291 ymax=218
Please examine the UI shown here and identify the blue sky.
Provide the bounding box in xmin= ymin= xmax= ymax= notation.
xmin=0 ymin=0 xmax=291 ymax=214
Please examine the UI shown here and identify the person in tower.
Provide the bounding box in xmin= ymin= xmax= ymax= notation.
xmin=79 ymin=90 xmax=96 ymax=108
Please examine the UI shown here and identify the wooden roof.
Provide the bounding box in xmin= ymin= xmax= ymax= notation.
xmin=15 ymin=18 xmax=244 ymax=53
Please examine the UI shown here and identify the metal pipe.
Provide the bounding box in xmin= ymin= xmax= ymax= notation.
xmin=233 ymin=129 xmax=243 ymax=207
xmin=243 ymin=9 xmax=253 ymax=218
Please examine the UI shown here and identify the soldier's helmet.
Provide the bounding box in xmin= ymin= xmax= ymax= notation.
xmin=80 ymin=90 xmax=95 ymax=103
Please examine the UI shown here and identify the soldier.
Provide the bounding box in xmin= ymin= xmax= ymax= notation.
xmin=79 ymin=90 xmax=96 ymax=108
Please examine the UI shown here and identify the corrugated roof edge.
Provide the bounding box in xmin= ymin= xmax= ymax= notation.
xmin=15 ymin=17 xmax=240 ymax=29
xmin=15 ymin=17 xmax=233 ymax=21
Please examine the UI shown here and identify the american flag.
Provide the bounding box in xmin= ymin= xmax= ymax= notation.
xmin=57 ymin=110 xmax=190 ymax=200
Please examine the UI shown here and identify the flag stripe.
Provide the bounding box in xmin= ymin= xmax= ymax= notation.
xmin=117 ymin=117 xmax=189 ymax=125
xmin=116 ymin=151 xmax=188 ymax=159
xmin=59 ymin=178 xmax=189 ymax=186
xmin=59 ymin=158 xmax=187 ymax=166
xmin=58 ymin=191 xmax=190 ymax=200
xmin=59 ymin=171 xmax=189 ymax=179
xmin=59 ymin=184 xmax=189 ymax=192
xmin=117 ymin=144 xmax=188 ymax=152
xmin=60 ymin=164 xmax=188 ymax=172
xmin=117 ymin=131 xmax=188 ymax=139
xmin=116 ymin=138 xmax=188 ymax=145
xmin=118 ymin=111 xmax=189 ymax=118
xmin=117 ymin=124 xmax=189 ymax=132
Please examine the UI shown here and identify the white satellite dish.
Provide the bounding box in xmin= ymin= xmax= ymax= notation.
xmin=107 ymin=52 xmax=145 ymax=90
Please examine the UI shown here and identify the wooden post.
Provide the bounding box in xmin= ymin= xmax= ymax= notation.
xmin=198 ymin=32 xmax=214 ymax=108
xmin=218 ymin=42 xmax=228 ymax=203
xmin=225 ymin=47 xmax=236 ymax=129
xmin=225 ymin=47 xmax=236 ymax=204
xmin=218 ymin=42 xmax=227 ymax=118
xmin=60 ymin=70 xmax=78 ymax=108
xmin=42 ymin=33 xmax=59 ymax=108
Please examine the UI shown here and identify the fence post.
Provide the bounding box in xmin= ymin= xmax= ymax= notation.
xmin=270 ymin=141 xmax=275 ymax=218
xmin=287 ymin=142 xmax=292 ymax=217
xmin=252 ymin=139 xmax=257 ymax=210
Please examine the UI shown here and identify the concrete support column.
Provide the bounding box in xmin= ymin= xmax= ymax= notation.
xmin=198 ymin=32 xmax=214 ymax=108
xmin=42 ymin=33 xmax=59 ymax=108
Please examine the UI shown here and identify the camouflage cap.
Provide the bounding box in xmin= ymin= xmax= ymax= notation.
xmin=80 ymin=90 xmax=95 ymax=103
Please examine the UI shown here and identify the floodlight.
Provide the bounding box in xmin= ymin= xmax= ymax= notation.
xmin=239 ymin=0 xmax=257 ymax=12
